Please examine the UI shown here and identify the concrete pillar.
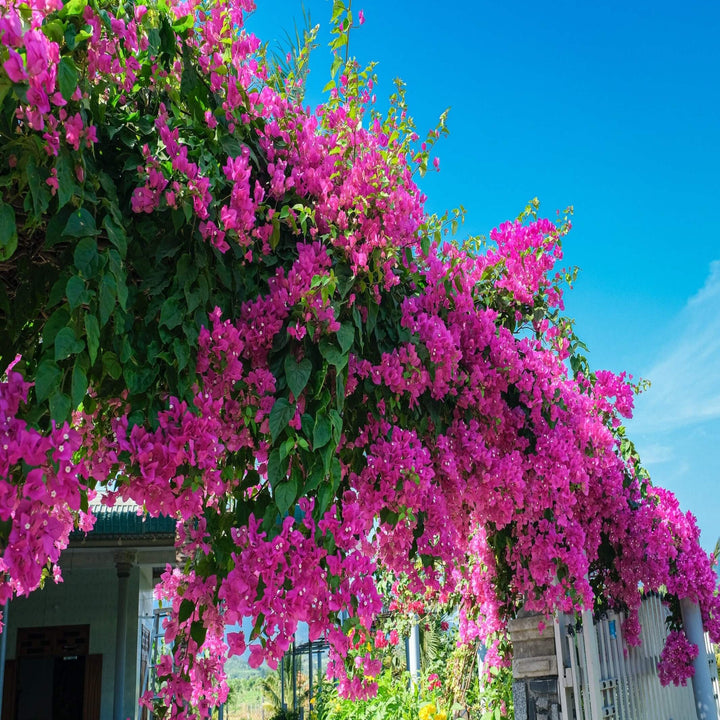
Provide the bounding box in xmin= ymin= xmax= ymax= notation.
xmin=0 ymin=601 xmax=8 ymax=713
xmin=681 ymin=598 xmax=719 ymax=720
xmin=308 ymin=641 xmax=313 ymax=706
xmin=408 ymin=620 xmax=421 ymax=688
xmin=508 ymin=611 xmax=561 ymax=720
xmin=292 ymin=642 xmax=297 ymax=710
xmin=580 ymin=609 xmax=603 ymax=720
xmin=114 ymin=551 xmax=136 ymax=720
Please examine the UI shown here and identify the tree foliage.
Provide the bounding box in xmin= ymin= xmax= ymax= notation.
xmin=1 ymin=0 xmax=719 ymax=716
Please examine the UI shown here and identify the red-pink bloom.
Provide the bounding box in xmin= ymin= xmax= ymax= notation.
xmin=658 ymin=630 xmax=698 ymax=687
xmin=64 ymin=113 xmax=84 ymax=150
xmin=3 ymin=49 xmax=26 ymax=82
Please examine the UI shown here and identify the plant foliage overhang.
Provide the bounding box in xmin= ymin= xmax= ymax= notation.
xmin=0 ymin=0 xmax=718 ymax=714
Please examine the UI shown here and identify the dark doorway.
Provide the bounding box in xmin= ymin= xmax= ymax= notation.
xmin=3 ymin=626 xmax=101 ymax=720
xmin=53 ymin=655 xmax=86 ymax=720
xmin=15 ymin=656 xmax=53 ymax=720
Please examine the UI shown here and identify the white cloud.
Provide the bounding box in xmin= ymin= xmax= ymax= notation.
xmin=688 ymin=259 xmax=720 ymax=307
xmin=631 ymin=261 xmax=720 ymax=434
xmin=634 ymin=441 xmax=674 ymax=465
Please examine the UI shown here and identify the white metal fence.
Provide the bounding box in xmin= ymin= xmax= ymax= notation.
xmin=557 ymin=595 xmax=720 ymax=720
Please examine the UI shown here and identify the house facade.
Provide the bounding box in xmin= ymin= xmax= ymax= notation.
xmin=0 ymin=503 xmax=175 ymax=720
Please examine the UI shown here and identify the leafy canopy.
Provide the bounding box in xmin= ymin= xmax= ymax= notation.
xmin=1 ymin=0 xmax=718 ymax=715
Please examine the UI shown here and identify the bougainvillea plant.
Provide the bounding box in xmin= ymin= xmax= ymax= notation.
xmin=1 ymin=0 xmax=718 ymax=715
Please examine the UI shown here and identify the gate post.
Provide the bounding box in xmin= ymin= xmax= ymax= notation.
xmin=508 ymin=611 xmax=562 ymax=720
xmin=580 ymin=609 xmax=603 ymax=720
xmin=680 ymin=598 xmax=719 ymax=720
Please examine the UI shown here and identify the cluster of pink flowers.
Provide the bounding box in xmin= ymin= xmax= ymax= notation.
xmin=0 ymin=2 xmax=97 ymax=154
xmin=487 ymin=217 xmax=565 ymax=306
xmin=0 ymin=365 xmax=94 ymax=609
xmin=2 ymin=0 xmax=720 ymax=714
xmin=657 ymin=630 xmax=698 ymax=687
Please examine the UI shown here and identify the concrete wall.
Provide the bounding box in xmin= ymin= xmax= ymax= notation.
xmin=135 ymin=565 xmax=156 ymax=707
xmin=6 ymin=562 xmax=142 ymax=720
xmin=508 ymin=613 xmax=562 ymax=720
xmin=513 ymin=677 xmax=561 ymax=720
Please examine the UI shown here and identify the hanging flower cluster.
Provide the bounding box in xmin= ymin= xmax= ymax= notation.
xmin=658 ymin=630 xmax=699 ymax=687
xmin=0 ymin=0 xmax=717 ymax=716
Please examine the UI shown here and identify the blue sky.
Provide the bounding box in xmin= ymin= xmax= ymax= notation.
xmin=246 ymin=1 xmax=720 ymax=551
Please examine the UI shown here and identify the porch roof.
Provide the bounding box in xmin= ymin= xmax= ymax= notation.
xmin=69 ymin=501 xmax=176 ymax=544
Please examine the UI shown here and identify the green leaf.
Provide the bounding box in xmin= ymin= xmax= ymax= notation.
xmin=352 ymin=305 xmax=364 ymax=350
xmin=159 ymin=297 xmax=184 ymax=329
xmin=26 ymin=158 xmax=50 ymax=218
xmin=329 ymin=409 xmax=343 ymax=443
xmin=120 ymin=336 xmax=132 ymax=363
xmin=54 ymin=326 xmax=84 ymax=361
xmin=318 ymin=480 xmax=334 ymax=515
xmin=366 ymin=300 xmax=379 ymax=336
xmin=103 ymin=214 xmax=127 ymax=258
xmin=74 ymin=236 xmax=99 ymax=278
xmin=171 ymin=13 xmax=194 ymax=32
xmin=249 ymin=612 xmax=265 ymax=641
xmin=63 ymin=22 xmax=78 ymax=50
xmin=59 ymin=0 xmax=87 ymax=18
xmin=267 ymin=449 xmax=281 ymax=488
xmin=300 ymin=413 xmax=314 ymax=439
xmin=0 ymin=203 xmax=17 ymax=261
xmin=84 ymin=314 xmax=99 ymax=364
xmin=47 ymin=277 xmax=66 ymax=308
xmin=42 ymin=307 xmax=71 ymax=347
xmin=190 ymin=620 xmax=207 ymax=647
xmin=313 ymin=414 xmax=332 ymax=450
xmin=0 ymin=75 xmax=10 ymax=110
xmin=180 ymin=62 xmax=201 ymax=104
xmin=305 ymin=459 xmax=325 ymax=493
xmin=98 ymin=273 xmax=116 ymax=327
xmin=274 ymin=475 xmax=298 ymax=516
xmin=269 ymin=398 xmax=295 ymax=442
xmin=173 ymin=338 xmax=190 ymax=371
xmin=42 ymin=18 xmax=65 ymax=43
xmin=284 ymin=356 xmax=312 ymax=399
xmin=269 ymin=216 xmax=280 ymax=249
xmin=178 ymin=598 xmax=194 ymax=623
xmin=279 ymin=437 xmax=295 ymax=463
xmin=330 ymin=456 xmax=342 ymax=488
xmin=55 ymin=151 xmax=78 ymax=210
xmin=35 ymin=359 xmax=62 ymax=403
xmin=124 ymin=365 xmax=156 ymax=395
xmin=335 ymin=370 xmax=345 ymax=411
xmin=159 ymin=15 xmax=176 ymax=62
xmin=71 ymin=361 xmax=88 ymax=408
xmin=107 ymin=249 xmax=127 ymax=310
xmin=57 ymin=56 xmax=78 ymax=101
xmin=66 ymin=275 xmax=86 ymax=309
xmin=319 ymin=440 xmax=334 ymax=474
xmin=337 ymin=322 xmax=354 ymax=353
xmin=65 ymin=209 xmax=99 ymax=239
xmin=102 ymin=351 xmax=122 ymax=379
xmin=319 ymin=338 xmax=347 ymax=368
xmin=49 ymin=391 xmax=71 ymax=422
xmin=44 ymin=205 xmax=74 ymax=248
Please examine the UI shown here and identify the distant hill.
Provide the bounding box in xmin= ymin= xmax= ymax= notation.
xmin=225 ymin=654 xmax=270 ymax=681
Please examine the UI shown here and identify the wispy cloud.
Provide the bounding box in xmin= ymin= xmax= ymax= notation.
xmin=627 ymin=262 xmax=720 ymax=551
xmin=631 ymin=260 xmax=720 ymax=434
xmin=688 ymin=260 xmax=720 ymax=308
xmin=636 ymin=442 xmax=674 ymax=465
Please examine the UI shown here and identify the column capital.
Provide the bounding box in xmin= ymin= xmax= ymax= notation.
xmin=114 ymin=550 xmax=137 ymax=578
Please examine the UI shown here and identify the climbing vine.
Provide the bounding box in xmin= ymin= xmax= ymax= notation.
xmin=1 ymin=0 xmax=718 ymax=716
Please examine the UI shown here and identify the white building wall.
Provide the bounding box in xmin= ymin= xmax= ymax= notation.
xmin=6 ymin=562 xmax=142 ymax=720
